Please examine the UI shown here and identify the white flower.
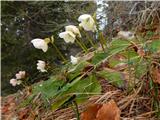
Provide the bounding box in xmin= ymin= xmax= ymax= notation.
xmin=16 ymin=71 xmax=26 ymax=79
xmin=65 ymin=25 xmax=81 ymax=38
xmin=78 ymin=14 xmax=97 ymax=32
xmin=59 ymin=31 xmax=76 ymax=43
xmin=117 ymin=31 xmax=135 ymax=40
xmin=31 ymin=38 xmax=48 ymax=52
xmin=10 ymin=78 xmax=17 ymax=86
xmin=37 ymin=60 xmax=47 ymax=72
xmin=70 ymin=55 xmax=78 ymax=65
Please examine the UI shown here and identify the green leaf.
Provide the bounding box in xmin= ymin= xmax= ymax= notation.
xmin=51 ymin=96 xmax=71 ymax=111
xmin=146 ymin=31 xmax=154 ymax=38
xmin=111 ymin=39 xmax=131 ymax=47
xmin=135 ymin=61 xmax=148 ymax=78
xmin=91 ymin=52 xmax=108 ymax=65
xmin=147 ymin=40 xmax=160 ymax=53
xmin=69 ymin=75 xmax=102 ymax=103
xmin=91 ymin=39 xmax=131 ymax=66
xmin=67 ymin=61 xmax=91 ymax=80
xmin=108 ymin=39 xmax=131 ymax=55
xmin=33 ymin=77 xmax=64 ymax=99
xmin=51 ymin=75 xmax=101 ymax=110
xmin=97 ymin=70 xmax=125 ymax=88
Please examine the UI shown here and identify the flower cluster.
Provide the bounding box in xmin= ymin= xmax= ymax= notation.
xmin=59 ymin=14 xmax=96 ymax=43
xmin=59 ymin=25 xmax=81 ymax=43
xmin=9 ymin=14 xmax=97 ymax=86
xmin=30 ymin=14 xmax=96 ymax=66
xmin=10 ymin=71 xmax=26 ymax=86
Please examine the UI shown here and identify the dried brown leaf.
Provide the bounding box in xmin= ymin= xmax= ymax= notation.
xmin=96 ymin=100 xmax=121 ymax=120
xmin=80 ymin=104 xmax=102 ymax=120
xmin=152 ymin=68 xmax=160 ymax=84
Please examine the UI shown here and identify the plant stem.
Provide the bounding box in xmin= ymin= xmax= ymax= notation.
xmin=127 ymin=50 xmax=131 ymax=91
xmin=76 ymin=39 xmax=88 ymax=53
xmin=99 ymin=32 xmax=107 ymax=47
xmin=77 ymin=38 xmax=88 ymax=51
xmin=52 ymin=43 xmax=67 ymax=62
xmin=98 ymin=33 xmax=105 ymax=52
xmin=72 ymin=100 xmax=80 ymax=120
xmin=82 ymin=31 xmax=96 ymax=49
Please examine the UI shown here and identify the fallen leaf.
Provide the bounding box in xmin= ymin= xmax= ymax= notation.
xmin=152 ymin=68 xmax=160 ymax=84
xmin=18 ymin=108 xmax=30 ymax=119
xmin=96 ymin=100 xmax=121 ymax=120
xmin=137 ymin=48 xmax=145 ymax=57
xmin=80 ymin=104 xmax=102 ymax=120
xmin=114 ymin=63 xmax=128 ymax=71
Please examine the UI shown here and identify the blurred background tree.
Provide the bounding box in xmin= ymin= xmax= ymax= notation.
xmin=1 ymin=1 xmax=96 ymax=96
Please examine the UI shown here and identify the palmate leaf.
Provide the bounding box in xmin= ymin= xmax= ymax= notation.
xmin=51 ymin=75 xmax=101 ymax=111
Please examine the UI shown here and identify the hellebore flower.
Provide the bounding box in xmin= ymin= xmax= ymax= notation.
xmin=10 ymin=78 xmax=17 ymax=86
xmin=78 ymin=14 xmax=97 ymax=32
xmin=37 ymin=60 xmax=47 ymax=72
xmin=65 ymin=25 xmax=81 ymax=38
xmin=117 ymin=31 xmax=135 ymax=40
xmin=16 ymin=71 xmax=26 ymax=79
xmin=31 ymin=38 xmax=48 ymax=52
xmin=70 ymin=55 xmax=78 ymax=65
xmin=59 ymin=31 xmax=76 ymax=43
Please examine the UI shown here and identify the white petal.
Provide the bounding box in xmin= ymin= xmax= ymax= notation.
xmin=37 ymin=60 xmax=47 ymax=72
xmin=78 ymin=14 xmax=91 ymax=22
xmin=38 ymin=60 xmax=45 ymax=64
xmin=16 ymin=71 xmax=26 ymax=79
xmin=78 ymin=14 xmax=96 ymax=32
xmin=16 ymin=73 xmax=21 ymax=79
xmin=10 ymin=78 xmax=17 ymax=86
xmin=59 ymin=31 xmax=76 ymax=43
xmin=41 ymin=43 xmax=48 ymax=52
xmin=65 ymin=25 xmax=81 ymax=37
xmin=70 ymin=55 xmax=78 ymax=65
xmin=31 ymin=38 xmax=48 ymax=52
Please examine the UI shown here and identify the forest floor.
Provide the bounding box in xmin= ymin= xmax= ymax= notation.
xmin=1 ymin=77 xmax=159 ymax=120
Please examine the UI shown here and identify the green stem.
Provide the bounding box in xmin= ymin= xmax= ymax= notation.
xmin=83 ymin=31 xmax=96 ymax=49
xmin=82 ymin=31 xmax=96 ymax=49
xmin=77 ymin=38 xmax=88 ymax=52
xmin=76 ymin=39 xmax=88 ymax=53
xmin=72 ymin=100 xmax=80 ymax=120
xmin=52 ymin=43 xmax=67 ymax=62
xmin=98 ymin=33 xmax=105 ymax=52
xmin=127 ymin=50 xmax=131 ymax=91
xmin=99 ymin=32 xmax=107 ymax=47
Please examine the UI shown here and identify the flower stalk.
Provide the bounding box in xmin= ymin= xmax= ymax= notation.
xmin=81 ymin=30 xmax=96 ymax=49
xmin=72 ymin=100 xmax=80 ymax=120
xmin=76 ymin=38 xmax=88 ymax=53
xmin=99 ymin=32 xmax=107 ymax=47
xmin=52 ymin=43 xmax=67 ymax=62
xmin=98 ymin=33 xmax=105 ymax=52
